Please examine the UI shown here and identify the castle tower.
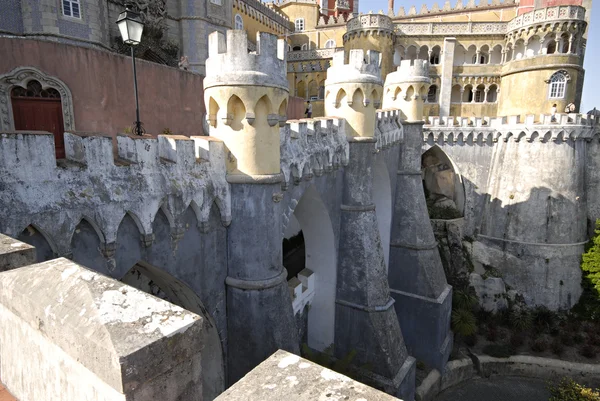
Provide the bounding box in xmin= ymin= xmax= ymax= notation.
xmin=204 ymin=30 xmax=299 ymax=384
xmin=383 ymin=60 xmax=431 ymax=122
xmin=383 ymin=59 xmax=453 ymax=372
xmin=325 ymin=49 xmax=416 ymax=400
xmin=343 ymin=13 xmax=395 ymax=79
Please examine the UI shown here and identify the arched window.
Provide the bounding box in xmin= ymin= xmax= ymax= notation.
xmin=427 ymin=85 xmax=438 ymax=103
xmin=549 ymin=72 xmax=567 ymax=99
xmin=295 ymin=18 xmax=305 ymax=32
xmin=547 ymin=40 xmax=557 ymax=54
xmin=292 ymin=45 xmax=301 ymax=51
xmin=474 ymin=85 xmax=485 ymax=103
xmin=301 ymin=43 xmax=308 ymax=51
xmin=235 ymin=14 xmax=243 ymax=30
xmin=324 ymin=39 xmax=336 ymax=49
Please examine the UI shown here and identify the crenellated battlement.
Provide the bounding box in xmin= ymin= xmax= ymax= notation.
xmin=424 ymin=113 xmax=600 ymax=144
xmin=375 ymin=109 xmax=404 ymax=150
xmin=279 ymin=117 xmax=348 ymax=188
xmin=204 ymin=30 xmax=288 ymax=91
xmin=389 ymin=0 xmax=515 ymax=18
xmin=0 ymin=131 xmax=231 ymax=252
xmin=326 ymin=49 xmax=383 ymax=87
xmin=386 ymin=60 xmax=431 ymax=87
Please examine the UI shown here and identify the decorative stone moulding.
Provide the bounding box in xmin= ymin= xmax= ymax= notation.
xmin=279 ymin=117 xmax=348 ymax=188
xmin=507 ymin=5 xmax=586 ymax=32
xmin=394 ymin=22 xmax=507 ymax=36
xmin=346 ymin=13 xmax=394 ymax=34
xmin=375 ymin=109 xmax=404 ymax=150
xmin=423 ymin=113 xmax=600 ymax=145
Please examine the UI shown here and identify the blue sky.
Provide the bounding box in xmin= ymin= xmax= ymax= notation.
xmin=359 ymin=1 xmax=599 ymax=112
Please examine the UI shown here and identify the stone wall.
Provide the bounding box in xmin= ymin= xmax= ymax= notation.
xmin=0 ymin=37 xmax=207 ymax=139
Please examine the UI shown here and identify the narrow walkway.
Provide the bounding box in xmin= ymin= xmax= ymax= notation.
xmin=434 ymin=376 xmax=550 ymax=401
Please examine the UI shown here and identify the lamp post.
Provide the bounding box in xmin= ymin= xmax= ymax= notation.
xmin=117 ymin=6 xmax=145 ymax=135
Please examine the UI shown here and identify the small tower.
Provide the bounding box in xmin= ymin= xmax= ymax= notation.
xmin=204 ymin=30 xmax=288 ymax=178
xmin=343 ymin=13 xmax=395 ymax=79
xmin=383 ymin=59 xmax=431 ymax=122
xmin=324 ymin=49 xmax=383 ymax=138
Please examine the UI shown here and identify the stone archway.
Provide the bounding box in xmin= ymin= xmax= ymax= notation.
xmin=283 ymin=185 xmax=337 ymax=353
xmin=120 ymin=262 xmax=225 ymax=401
xmin=372 ymin=157 xmax=392 ymax=270
xmin=422 ymin=145 xmax=465 ymax=218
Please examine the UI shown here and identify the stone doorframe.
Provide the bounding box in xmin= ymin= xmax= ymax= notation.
xmin=0 ymin=66 xmax=75 ymax=132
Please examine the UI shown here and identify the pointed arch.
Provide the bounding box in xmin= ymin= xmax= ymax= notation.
xmin=421 ymin=145 xmax=466 ymax=217
xmin=208 ymin=96 xmax=220 ymax=128
xmin=71 ymin=218 xmax=108 ymax=275
xmin=335 ymin=88 xmax=347 ymax=108
xmin=16 ymin=224 xmax=56 ymax=262
xmin=352 ymin=88 xmax=365 ymax=107
xmin=227 ymin=95 xmax=246 ymax=131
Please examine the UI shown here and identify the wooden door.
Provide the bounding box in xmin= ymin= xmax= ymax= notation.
xmin=11 ymin=81 xmax=65 ymax=159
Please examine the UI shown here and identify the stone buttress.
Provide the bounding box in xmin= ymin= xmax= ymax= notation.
xmin=204 ymin=30 xmax=299 ymax=384
xmin=325 ymin=49 xmax=416 ymax=400
xmin=384 ymin=60 xmax=453 ymax=372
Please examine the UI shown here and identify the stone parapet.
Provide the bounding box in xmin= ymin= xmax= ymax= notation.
xmin=0 ymin=257 xmax=204 ymax=401
xmin=280 ymin=117 xmax=349 ymax=187
xmin=215 ymin=350 xmax=402 ymax=401
xmin=0 ymin=234 xmax=35 ymax=272
xmin=326 ymin=49 xmax=383 ymax=87
xmin=0 ymin=131 xmax=231 ymax=255
xmin=375 ymin=109 xmax=404 ymax=149
xmin=507 ymin=5 xmax=586 ymax=32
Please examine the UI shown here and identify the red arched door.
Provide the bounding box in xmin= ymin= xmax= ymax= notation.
xmin=11 ymin=81 xmax=65 ymax=159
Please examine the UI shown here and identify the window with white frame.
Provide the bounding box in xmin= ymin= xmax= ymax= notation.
xmin=324 ymin=39 xmax=336 ymax=49
xmin=549 ymin=72 xmax=567 ymax=99
xmin=62 ymin=0 xmax=81 ymax=18
xmin=235 ymin=14 xmax=243 ymax=30
xmin=295 ymin=18 xmax=305 ymax=32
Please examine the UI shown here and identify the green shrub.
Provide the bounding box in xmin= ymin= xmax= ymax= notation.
xmin=574 ymin=220 xmax=600 ymax=321
xmin=452 ymin=309 xmax=477 ymax=337
xmin=482 ymin=343 xmax=515 ymax=358
xmin=509 ymin=309 xmax=533 ymax=331
xmin=532 ymin=306 xmax=555 ymax=332
xmin=453 ymin=289 xmax=478 ymax=311
xmin=548 ymin=378 xmax=600 ymax=401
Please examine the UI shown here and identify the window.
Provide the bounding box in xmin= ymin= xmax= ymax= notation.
xmin=235 ymin=14 xmax=243 ymax=30
xmin=301 ymin=43 xmax=308 ymax=51
xmin=210 ymin=0 xmax=222 ymax=4
xmin=427 ymin=85 xmax=437 ymax=103
xmin=295 ymin=18 xmax=305 ymax=32
xmin=472 ymin=53 xmax=488 ymax=64
xmin=549 ymin=72 xmax=567 ymax=99
xmin=62 ymin=0 xmax=81 ymax=18
xmin=324 ymin=39 xmax=336 ymax=49
xmin=430 ymin=54 xmax=440 ymax=65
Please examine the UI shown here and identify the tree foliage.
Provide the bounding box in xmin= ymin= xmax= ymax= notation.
xmin=548 ymin=378 xmax=600 ymax=401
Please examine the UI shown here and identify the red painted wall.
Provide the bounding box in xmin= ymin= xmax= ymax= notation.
xmin=518 ymin=0 xmax=582 ymax=14
xmin=0 ymin=37 xmax=206 ymax=139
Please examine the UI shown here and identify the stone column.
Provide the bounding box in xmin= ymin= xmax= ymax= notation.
xmin=439 ymin=37 xmax=456 ymax=118
xmin=387 ymin=121 xmax=453 ymax=372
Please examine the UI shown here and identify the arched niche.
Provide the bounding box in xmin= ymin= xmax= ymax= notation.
xmin=283 ymin=185 xmax=336 ymax=352
xmin=372 ymin=158 xmax=392 ymax=270
xmin=422 ymin=145 xmax=466 ymax=218
xmin=17 ymin=224 xmax=55 ymax=262
xmin=71 ymin=218 xmax=109 ymax=274
xmin=120 ymin=261 xmax=225 ymax=401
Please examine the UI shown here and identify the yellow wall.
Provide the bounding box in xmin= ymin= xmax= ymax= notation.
xmin=345 ymin=34 xmax=395 ymax=79
xmin=233 ymin=2 xmax=290 ymax=44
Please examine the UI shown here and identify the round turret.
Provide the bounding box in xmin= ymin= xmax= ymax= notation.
xmin=343 ymin=13 xmax=395 ymax=79
xmin=383 ymin=59 xmax=431 ymax=122
xmin=324 ymin=49 xmax=383 ymax=138
xmin=204 ymin=30 xmax=288 ymax=177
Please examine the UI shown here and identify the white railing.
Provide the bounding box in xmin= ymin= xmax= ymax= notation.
xmin=507 ymin=5 xmax=585 ymax=31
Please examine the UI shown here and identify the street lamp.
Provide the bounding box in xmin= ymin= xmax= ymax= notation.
xmin=117 ymin=6 xmax=145 ymax=135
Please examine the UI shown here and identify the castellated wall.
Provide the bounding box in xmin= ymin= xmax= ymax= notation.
xmin=0 ymin=37 xmax=206 ymax=139
xmin=425 ymin=114 xmax=600 ymax=309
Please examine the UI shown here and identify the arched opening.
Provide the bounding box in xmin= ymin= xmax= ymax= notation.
xmin=234 ymin=14 xmax=244 ymax=30
xmin=546 ymin=39 xmax=557 ymax=54
xmin=283 ymin=185 xmax=336 ymax=352
xmin=335 ymin=88 xmax=347 ymax=108
xmin=318 ymin=80 xmax=326 ymax=100
xmin=474 ymin=84 xmax=485 ymax=103
xmin=451 ymin=85 xmax=462 ymax=103
xmin=490 ymin=44 xmax=502 ymax=64
xmin=308 ymin=80 xmax=318 ymax=100
xmin=422 ymin=146 xmax=465 ymax=219
xmin=297 ymin=80 xmax=306 ymax=99
xmin=208 ymin=97 xmax=220 ymax=128
xmin=352 ymin=88 xmax=364 ymax=108
xmin=17 ymin=224 xmax=55 ymax=262
xmin=11 ymin=80 xmax=65 ymax=158
xmin=324 ymin=39 xmax=336 ymax=48
xmin=121 ymin=261 xmax=225 ymax=401
xmin=487 ymin=84 xmax=498 ymax=103
xmin=559 ymin=33 xmax=569 ymax=53
xmin=418 ymin=45 xmax=429 ymax=60
xmin=427 ymin=85 xmax=438 ymax=103
xmin=462 ymin=84 xmax=473 ymax=103
xmin=293 ymin=45 xmax=302 ymax=51
xmin=526 ymin=36 xmax=541 ymax=57
xmin=71 ymin=218 xmax=108 ymax=274
xmin=506 ymin=44 xmax=514 ymax=61
xmin=477 ymin=45 xmax=489 ymax=64
xmin=430 ymin=46 xmax=441 ymax=65
xmin=406 ymin=85 xmax=415 ymax=101
xmin=406 ymin=45 xmax=418 ymax=64
xmin=548 ymin=71 xmax=567 ymax=99
xmin=372 ymin=158 xmax=392 ymax=270
xmin=227 ymin=95 xmax=245 ymax=131
xmin=453 ymin=45 xmax=466 ymax=65
xmin=393 ymin=45 xmax=405 ymax=65
xmin=254 ymin=95 xmax=272 ymax=129
xmin=514 ymin=39 xmax=525 ymax=60
xmin=466 ymin=45 xmax=477 ymax=64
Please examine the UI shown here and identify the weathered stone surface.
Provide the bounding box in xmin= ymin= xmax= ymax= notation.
xmin=469 ymin=272 xmax=508 ymax=313
xmin=215 ymin=350 xmax=402 ymax=401
xmin=0 ymin=258 xmax=203 ymax=401
xmin=0 ymin=233 xmax=35 ymax=272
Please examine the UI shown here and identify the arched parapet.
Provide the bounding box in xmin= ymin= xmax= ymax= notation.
xmin=0 ymin=66 xmax=75 ymax=132
xmin=280 ymin=117 xmax=348 ymax=189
